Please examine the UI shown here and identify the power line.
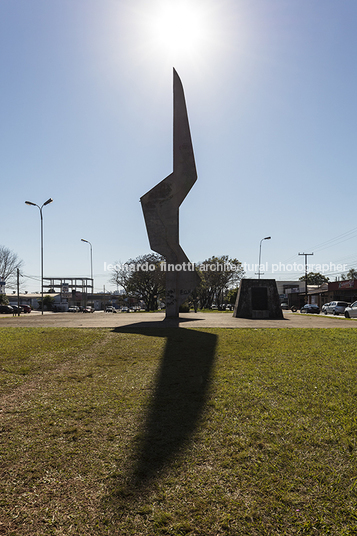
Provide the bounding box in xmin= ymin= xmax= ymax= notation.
xmin=280 ymin=226 xmax=357 ymax=265
xmin=310 ymin=227 xmax=357 ymax=252
xmin=22 ymin=274 xmax=42 ymax=282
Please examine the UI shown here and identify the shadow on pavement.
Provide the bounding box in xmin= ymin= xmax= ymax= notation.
xmin=109 ymin=322 xmax=217 ymax=498
xmin=115 ymin=316 xmax=204 ymax=328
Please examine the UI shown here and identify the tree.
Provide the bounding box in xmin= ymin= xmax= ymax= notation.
xmin=226 ymin=287 xmax=239 ymax=306
xmin=299 ymin=272 xmax=329 ymax=286
xmin=0 ymin=294 xmax=9 ymax=305
xmin=196 ymin=256 xmax=245 ymax=309
xmin=43 ymin=295 xmax=55 ymax=311
xmin=341 ymin=268 xmax=357 ymax=281
xmin=0 ymin=246 xmax=23 ymax=289
xmin=109 ymin=253 xmax=165 ymax=311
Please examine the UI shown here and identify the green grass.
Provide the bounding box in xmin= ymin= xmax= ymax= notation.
xmin=0 ymin=327 xmax=357 ymax=535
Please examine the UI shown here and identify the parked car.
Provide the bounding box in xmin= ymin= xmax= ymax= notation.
xmin=0 ymin=305 xmax=14 ymax=314
xmin=68 ymin=306 xmax=80 ymax=312
xmin=321 ymin=302 xmax=330 ymax=313
xmin=11 ymin=305 xmax=23 ymax=314
xmin=83 ymin=306 xmax=94 ymax=313
xmin=344 ymin=301 xmax=357 ymax=318
xmin=105 ymin=306 xmax=117 ymax=313
xmin=323 ymin=301 xmax=349 ymax=315
xmin=280 ymin=303 xmax=289 ymax=310
xmin=300 ymin=304 xmax=320 ymax=314
xmin=21 ymin=304 xmax=31 ymax=313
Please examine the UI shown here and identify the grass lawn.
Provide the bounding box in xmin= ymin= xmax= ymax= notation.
xmin=0 ymin=327 xmax=356 ymax=535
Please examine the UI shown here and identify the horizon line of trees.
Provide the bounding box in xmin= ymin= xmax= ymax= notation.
xmin=109 ymin=253 xmax=245 ymax=311
xmin=110 ymin=256 xmax=357 ymax=311
xmin=299 ymin=268 xmax=357 ymax=286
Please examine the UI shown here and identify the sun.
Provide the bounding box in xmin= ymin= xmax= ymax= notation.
xmin=146 ymin=0 xmax=214 ymax=63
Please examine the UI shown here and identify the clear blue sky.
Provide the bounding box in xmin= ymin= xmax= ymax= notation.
xmin=1 ymin=0 xmax=357 ymax=292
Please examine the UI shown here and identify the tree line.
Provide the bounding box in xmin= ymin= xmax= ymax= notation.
xmin=2 ymin=242 xmax=357 ymax=307
xmin=299 ymin=268 xmax=357 ymax=285
xmin=109 ymin=254 xmax=244 ymax=311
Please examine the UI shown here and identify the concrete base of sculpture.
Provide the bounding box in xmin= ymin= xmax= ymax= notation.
xmin=233 ymin=279 xmax=284 ymax=319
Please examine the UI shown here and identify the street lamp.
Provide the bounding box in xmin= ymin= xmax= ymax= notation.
xmin=258 ymin=236 xmax=271 ymax=279
xmin=81 ymin=238 xmax=93 ymax=296
xmin=25 ymin=198 xmax=53 ymax=314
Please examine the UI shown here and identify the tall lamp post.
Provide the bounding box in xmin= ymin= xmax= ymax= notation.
xmin=258 ymin=236 xmax=271 ymax=279
xmin=81 ymin=238 xmax=93 ymax=298
xmin=25 ymin=198 xmax=53 ymax=315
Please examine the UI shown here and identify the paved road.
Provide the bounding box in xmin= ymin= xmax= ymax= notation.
xmin=0 ymin=310 xmax=356 ymax=328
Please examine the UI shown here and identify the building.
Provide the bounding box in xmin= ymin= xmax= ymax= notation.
xmin=327 ymin=280 xmax=357 ymax=304
xmin=302 ymin=280 xmax=357 ymax=309
xmin=7 ymin=292 xmax=47 ymax=310
xmin=306 ymin=283 xmax=329 ymax=308
xmin=276 ymin=280 xmax=306 ymax=308
xmin=6 ymin=288 xmax=130 ymax=312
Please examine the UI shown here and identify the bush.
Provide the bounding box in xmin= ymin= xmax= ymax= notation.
xmin=179 ymin=301 xmax=190 ymax=313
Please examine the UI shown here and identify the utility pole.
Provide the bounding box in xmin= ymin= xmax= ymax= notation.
xmin=17 ymin=268 xmax=20 ymax=316
xmin=298 ymin=253 xmax=314 ymax=302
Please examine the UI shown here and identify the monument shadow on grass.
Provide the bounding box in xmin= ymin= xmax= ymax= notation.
xmin=111 ymin=322 xmax=217 ymax=496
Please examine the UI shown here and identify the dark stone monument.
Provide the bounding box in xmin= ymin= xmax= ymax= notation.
xmin=233 ymin=279 xmax=284 ymax=319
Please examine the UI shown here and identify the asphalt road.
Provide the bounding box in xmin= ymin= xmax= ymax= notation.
xmin=0 ymin=310 xmax=356 ymax=328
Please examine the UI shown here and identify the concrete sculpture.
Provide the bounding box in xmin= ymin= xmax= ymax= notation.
xmin=140 ymin=69 xmax=199 ymax=318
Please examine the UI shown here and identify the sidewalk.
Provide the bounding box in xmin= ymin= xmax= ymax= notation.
xmin=0 ymin=310 xmax=355 ymax=328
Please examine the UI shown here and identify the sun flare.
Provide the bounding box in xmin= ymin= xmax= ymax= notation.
xmin=146 ymin=0 xmax=214 ymax=62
